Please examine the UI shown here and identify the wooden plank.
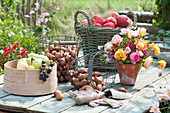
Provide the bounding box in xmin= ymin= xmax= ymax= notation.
xmin=0 ymin=82 xmax=73 ymax=112
xmin=101 ymin=74 xmax=170 ymax=113
xmin=0 ymin=85 xmax=10 ymax=98
xmin=38 ymin=0 xmax=42 ymax=15
xmin=22 ymin=0 xmax=25 ymax=24
xmin=59 ymin=67 xmax=170 ymax=113
xmin=27 ymin=0 xmax=31 ymax=29
xmin=17 ymin=3 xmax=20 ymax=20
xmin=113 ymin=66 xmax=170 ymax=94
xmin=0 ymin=75 xmax=4 ymax=85
xmin=61 ymin=103 xmax=108 ymax=113
xmin=26 ymin=66 xmax=155 ymax=113
xmin=58 ymin=82 xmax=74 ymax=92
xmin=27 ymin=73 xmax=118 ymax=113
xmin=27 ymin=93 xmax=75 ymax=113
xmin=33 ymin=0 xmax=37 ymax=28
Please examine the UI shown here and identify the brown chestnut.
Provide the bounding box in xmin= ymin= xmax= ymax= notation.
xmin=53 ymin=41 xmax=59 ymax=47
xmin=92 ymin=71 xmax=102 ymax=77
xmin=44 ymin=49 xmax=50 ymax=54
xmin=59 ymin=76 xmax=64 ymax=82
xmin=118 ymin=87 xmax=127 ymax=93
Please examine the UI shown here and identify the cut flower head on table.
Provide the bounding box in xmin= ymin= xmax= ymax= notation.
xmin=99 ymin=27 xmax=166 ymax=70
xmin=150 ymin=85 xmax=170 ymax=113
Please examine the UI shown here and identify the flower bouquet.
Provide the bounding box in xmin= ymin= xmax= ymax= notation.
xmin=99 ymin=27 xmax=166 ymax=85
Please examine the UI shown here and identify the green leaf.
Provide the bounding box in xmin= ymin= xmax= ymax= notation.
xmin=145 ymin=40 xmax=149 ymax=43
xmin=138 ymin=6 xmax=143 ymax=11
xmin=123 ymin=37 xmax=128 ymax=43
xmin=152 ymin=19 xmax=156 ymax=24
xmin=158 ymin=29 xmax=165 ymax=34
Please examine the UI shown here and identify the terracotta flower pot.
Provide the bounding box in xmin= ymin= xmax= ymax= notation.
xmin=116 ymin=63 xmax=140 ymax=85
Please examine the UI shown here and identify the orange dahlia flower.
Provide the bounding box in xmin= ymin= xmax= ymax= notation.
xmin=136 ymin=39 xmax=147 ymax=51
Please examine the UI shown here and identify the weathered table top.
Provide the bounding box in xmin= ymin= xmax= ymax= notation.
xmin=0 ymin=65 xmax=169 ymax=113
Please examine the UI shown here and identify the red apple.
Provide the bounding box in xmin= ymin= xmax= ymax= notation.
xmin=91 ymin=15 xmax=104 ymax=25
xmin=94 ymin=23 xmax=102 ymax=27
xmin=104 ymin=17 xmax=117 ymax=26
xmin=108 ymin=12 xmax=119 ymax=20
xmin=117 ymin=15 xmax=129 ymax=28
xmin=81 ymin=19 xmax=88 ymax=25
xmin=103 ymin=22 xmax=116 ymax=28
xmin=128 ymin=17 xmax=133 ymax=27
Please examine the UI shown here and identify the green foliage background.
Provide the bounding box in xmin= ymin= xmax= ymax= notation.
xmin=0 ymin=0 xmax=37 ymax=53
xmin=40 ymin=0 xmax=156 ymax=36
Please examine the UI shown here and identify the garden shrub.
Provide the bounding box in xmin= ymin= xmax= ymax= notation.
xmin=0 ymin=0 xmax=38 ymax=75
xmin=0 ymin=0 xmax=38 ymax=54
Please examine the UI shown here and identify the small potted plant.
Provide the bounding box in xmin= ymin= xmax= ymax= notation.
xmin=99 ymin=27 xmax=166 ymax=85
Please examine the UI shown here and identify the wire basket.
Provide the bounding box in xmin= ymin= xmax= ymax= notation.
xmin=68 ymin=51 xmax=117 ymax=90
xmin=37 ymin=35 xmax=81 ymax=82
xmin=74 ymin=10 xmax=137 ymax=70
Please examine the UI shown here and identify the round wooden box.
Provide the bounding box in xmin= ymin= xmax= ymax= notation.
xmin=3 ymin=60 xmax=57 ymax=96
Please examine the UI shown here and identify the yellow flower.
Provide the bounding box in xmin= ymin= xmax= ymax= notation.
xmin=138 ymin=27 xmax=146 ymax=36
xmin=153 ymin=45 xmax=160 ymax=56
xmin=157 ymin=60 xmax=166 ymax=69
xmin=150 ymin=43 xmax=155 ymax=49
xmin=144 ymin=56 xmax=153 ymax=69
xmin=150 ymin=43 xmax=160 ymax=56
xmin=114 ymin=49 xmax=127 ymax=61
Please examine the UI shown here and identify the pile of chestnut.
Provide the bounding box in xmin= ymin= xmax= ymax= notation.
xmin=68 ymin=68 xmax=107 ymax=91
xmin=43 ymin=41 xmax=78 ymax=82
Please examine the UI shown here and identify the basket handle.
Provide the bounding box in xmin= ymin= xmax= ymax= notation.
xmin=88 ymin=51 xmax=106 ymax=81
xmin=74 ymin=10 xmax=92 ymax=26
xmin=126 ymin=11 xmax=137 ymax=29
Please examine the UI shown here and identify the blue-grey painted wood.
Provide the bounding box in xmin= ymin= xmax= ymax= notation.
xmin=0 ymin=75 xmax=4 ymax=84
xmin=58 ymin=67 xmax=170 ymax=113
xmin=0 ymin=85 xmax=9 ymax=98
xmin=0 ymin=93 xmax=53 ymax=108
xmin=28 ymin=93 xmax=75 ymax=113
xmin=0 ymin=82 xmax=74 ymax=112
xmin=102 ymin=74 xmax=170 ymax=113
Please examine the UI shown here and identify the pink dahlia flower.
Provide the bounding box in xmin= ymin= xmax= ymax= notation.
xmin=129 ymin=52 xmax=140 ymax=64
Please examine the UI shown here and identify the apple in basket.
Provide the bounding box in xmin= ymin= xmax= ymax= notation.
xmin=117 ymin=15 xmax=133 ymax=28
xmin=94 ymin=23 xmax=102 ymax=27
xmin=80 ymin=19 xmax=88 ymax=25
xmin=91 ymin=15 xmax=104 ymax=25
xmin=103 ymin=22 xmax=116 ymax=28
xmin=104 ymin=17 xmax=117 ymax=26
xmin=108 ymin=12 xmax=119 ymax=20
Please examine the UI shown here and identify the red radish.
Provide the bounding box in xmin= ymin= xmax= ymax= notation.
xmin=108 ymin=12 xmax=119 ymax=20
xmin=117 ymin=15 xmax=129 ymax=28
xmin=94 ymin=23 xmax=102 ymax=27
xmin=103 ymin=22 xmax=116 ymax=28
xmin=91 ymin=15 xmax=104 ymax=25
xmin=81 ymin=19 xmax=88 ymax=25
xmin=104 ymin=17 xmax=117 ymax=26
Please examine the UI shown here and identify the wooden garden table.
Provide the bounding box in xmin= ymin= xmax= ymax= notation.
xmin=0 ymin=64 xmax=169 ymax=113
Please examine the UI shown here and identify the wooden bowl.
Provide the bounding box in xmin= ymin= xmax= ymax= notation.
xmin=3 ymin=60 xmax=57 ymax=96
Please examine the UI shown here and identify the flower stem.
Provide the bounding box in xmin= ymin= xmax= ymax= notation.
xmin=160 ymin=106 xmax=170 ymax=110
